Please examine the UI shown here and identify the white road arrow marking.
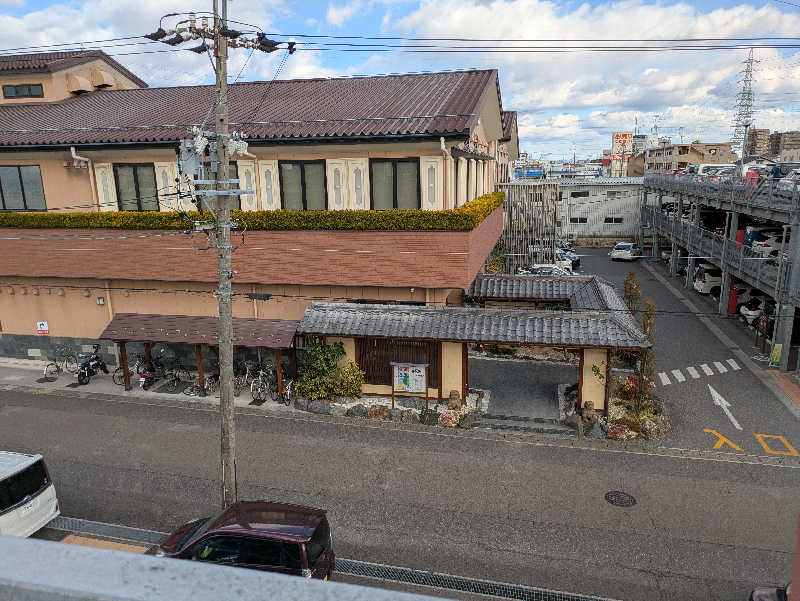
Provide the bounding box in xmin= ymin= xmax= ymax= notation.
xmin=708 ymin=384 xmax=742 ymax=431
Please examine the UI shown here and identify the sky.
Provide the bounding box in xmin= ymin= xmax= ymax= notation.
xmin=2 ymin=0 xmax=800 ymax=159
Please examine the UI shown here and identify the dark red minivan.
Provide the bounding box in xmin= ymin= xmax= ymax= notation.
xmin=156 ymin=501 xmax=334 ymax=580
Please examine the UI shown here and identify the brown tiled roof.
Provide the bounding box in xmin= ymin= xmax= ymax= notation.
xmin=99 ymin=313 xmax=298 ymax=348
xmin=500 ymin=110 xmax=517 ymax=141
xmin=0 ymin=68 xmax=497 ymax=147
xmin=0 ymin=50 xmax=148 ymax=88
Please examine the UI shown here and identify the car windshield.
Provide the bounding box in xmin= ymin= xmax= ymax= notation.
xmin=614 ymin=244 xmax=632 ymax=250
xmin=181 ymin=508 xmax=228 ymax=551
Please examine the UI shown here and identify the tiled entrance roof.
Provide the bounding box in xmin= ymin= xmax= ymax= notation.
xmin=99 ymin=313 xmax=298 ymax=348
xmin=298 ymin=302 xmax=650 ymax=349
xmin=0 ymin=68 xmax=498 ymax=147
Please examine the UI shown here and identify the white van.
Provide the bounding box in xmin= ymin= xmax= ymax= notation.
xmin=0 ymin=452 xmax=59 ymax=537
xmin=693 ymin=263 xmax=723 ymax=295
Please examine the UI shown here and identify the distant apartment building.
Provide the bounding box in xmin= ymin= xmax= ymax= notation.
xmin=745 ymin=128 xmax=770 ymax=156
xmin=626 ymin=152 xmax=645 ymax=177
xmin=632 ymin=134 xmax=647 ymax=156
xmin=769 ymin=131 xmax=800 ymax=158
xmin=644 ymin=142 xmax=737 ymax=174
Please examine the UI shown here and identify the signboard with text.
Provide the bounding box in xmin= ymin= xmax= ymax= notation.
xmin=391 ymin=362 xmax=427 ymax=394
xmin=36 ymin=321 xmax=48 ymax=335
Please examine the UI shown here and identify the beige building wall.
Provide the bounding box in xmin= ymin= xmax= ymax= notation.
xmin=0 ymin=59 xmax=142 ymax=104
xmin=441 ymin=341 xmax=464 ymax=400
xmin=581 ymin=348 xmax=608 ymax=411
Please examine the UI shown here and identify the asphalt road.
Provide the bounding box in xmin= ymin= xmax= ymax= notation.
xmin=578 ymin=247 xmax=800 ymax=454
xmin=1 ymin=389 xmax=797 ymax=601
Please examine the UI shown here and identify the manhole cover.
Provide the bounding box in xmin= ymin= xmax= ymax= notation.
xmin=605 ymin=491 xmax=636 ymax=507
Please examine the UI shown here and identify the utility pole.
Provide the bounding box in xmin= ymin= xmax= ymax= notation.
xmin=146 ymin=7 xmax=290 ymax=511
xmin=213 ymin=0 xmax=237 ymax=508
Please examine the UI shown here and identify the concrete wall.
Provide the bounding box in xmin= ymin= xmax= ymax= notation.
xmin=560 ymin=184 xmax=641 ymax=238
xmin=581 ymin=348 xmax=608 ymax=411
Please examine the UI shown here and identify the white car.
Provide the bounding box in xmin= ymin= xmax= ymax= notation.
xmin=693 ymin=265 xmax=722 ymax=295
xmin=518 ymin=264 xmax=574 ymax=276
xmin=0 ymin=451 xmax=60 ymax=537
xmin=751 ymin=231 xmax=790 ymax=257
xmin=776 ymin=168 xmax=800 ymax=192
xmin=609 ymin=242 xmax=640 ymax=261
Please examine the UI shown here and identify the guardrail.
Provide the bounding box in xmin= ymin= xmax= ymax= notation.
xmin=643 ymin=206 xmax=792 ymax=299
xmin=644 ymin=174 xmax=799 ymax=218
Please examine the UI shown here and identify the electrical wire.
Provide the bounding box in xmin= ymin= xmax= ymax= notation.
xmin=244 ymin=49 xmax=290 ymax=125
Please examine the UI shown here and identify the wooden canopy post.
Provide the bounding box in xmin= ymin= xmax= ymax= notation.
xmin=119 ymin=341 xmax=131 ymax=391
xmin=461 ymin=342 xmax=468 ymax=405
xmin=290 ymin=347 xmax=297 ymax=379
xmin=276 ymin=348 xmax=283 ymax=395
xmin=144 ymin=343 xmax=152 ymax=371
xmin=195 ymin=344 xmax=205 ymax=398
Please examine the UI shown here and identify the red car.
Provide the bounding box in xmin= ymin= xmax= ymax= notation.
xmin=156 ymin=501 xmax=334 ymax=580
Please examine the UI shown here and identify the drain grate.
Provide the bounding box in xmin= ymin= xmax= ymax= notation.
xmin=604 ymin=491 xmax=636 ymax=507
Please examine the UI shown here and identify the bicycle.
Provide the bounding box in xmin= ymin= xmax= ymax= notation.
xmin=112 ymin=354 xmax=146 ymax=386
xmin=232 ymin=360 xmax=259 ymax=397
xmin=184 ymin=372 xmax=219 ymax=397
xmin=43 ymin=345 xmax=78 ymax=381
xmin=250 ymin=365 xmax=277 ymax=402
xmin=280 ymin=378 xmax=296 ymax=406
xmin=161 ymin=358 xmax=192 ymax=393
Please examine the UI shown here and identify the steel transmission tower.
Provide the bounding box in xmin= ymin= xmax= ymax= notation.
xmin=731 ymin=48 xmax=758 ymax=155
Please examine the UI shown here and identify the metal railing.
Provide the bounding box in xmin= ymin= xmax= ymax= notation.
xmin=643 ymin=206 xmax=792 ymax=299
xmin=644 ymin=174 xmax=799 ymax=217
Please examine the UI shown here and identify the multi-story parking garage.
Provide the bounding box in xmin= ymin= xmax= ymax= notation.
xmin=641 ymin=175 xmax=800 ymax=371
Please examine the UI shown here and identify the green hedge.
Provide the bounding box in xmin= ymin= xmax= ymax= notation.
xmin=0 ymin=192 xmax=505 ymax=232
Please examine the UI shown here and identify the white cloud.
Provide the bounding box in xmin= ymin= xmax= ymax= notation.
xmin=394 ymin=0 xmax=800 ymax=155
xmin=0 ymin=0 xmax=24 ymax=6
xmin=326 ymin=0 xmax=363 ymax=26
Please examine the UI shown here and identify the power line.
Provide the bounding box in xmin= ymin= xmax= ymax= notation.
xmin=266 ymin=32 xmax=800 ymax=43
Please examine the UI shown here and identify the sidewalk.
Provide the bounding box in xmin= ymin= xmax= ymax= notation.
xmin=0 ymin=359 xmax=299 ymax=414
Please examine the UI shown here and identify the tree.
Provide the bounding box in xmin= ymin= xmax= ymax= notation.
xmin=621 ymin=272 xmax=656 ymax=412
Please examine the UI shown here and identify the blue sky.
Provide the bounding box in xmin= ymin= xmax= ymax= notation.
xmin=2 ymin=0 xmax=800 ymax=158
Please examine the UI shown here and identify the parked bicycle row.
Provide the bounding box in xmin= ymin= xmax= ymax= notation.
xmin=41 ymin=344 xmax=295 ymax=405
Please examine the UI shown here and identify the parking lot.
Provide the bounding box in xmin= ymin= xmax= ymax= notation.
xmin=579 ymin=246 xmax=800 ymax=455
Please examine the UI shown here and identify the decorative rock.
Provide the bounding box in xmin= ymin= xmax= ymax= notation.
xmin=582 ymin=400 xmax=597 ymax=425
xmin=419 ymin=409 xmax=439 ymax=426
xmin=346 ymin=404 xmax=367 ymax=417
xmin=640 ymin=419 xmax=659 ymax=440
xmin=588 ymin=421 xmax=606 ymax=439
xmin=388 ymin=408 xmax=403 ymax=422
xmin=329 ymin=404 xmax=348 ymax=417
xmin=293 ymin=396 xmax=310 ymax=412
xmin=400 ymin=409 xmax=420 ymax=424
xmin=458 ymin=411 xmax=479 ymax=428
xmin=398 ymin=396 xmax=425 ymax=411
xmin=307 ymin=399 xmax=330 ymax=415
xmin=438 ymin=410 xmax=461 ymax=428
xmin=366 ymin=404 xmax=390 ymax=420
xmin=565 ymin=413 xmax=581 ymax=429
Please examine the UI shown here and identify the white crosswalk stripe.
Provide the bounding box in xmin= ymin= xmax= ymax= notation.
xmin=713 ymin=361 xmax=728 ymax=374
xmin=686 ymin=366 xmax=700 ymax=379
xmin=658 ymin=372 xmax=671 ymax=386
xmin=671 ymin=369 xmax=686 ymax=382
xmin=700 ymin=363 xmax=714 ymax=376
xmin=726 ymin=358 xmax=741 ymax=371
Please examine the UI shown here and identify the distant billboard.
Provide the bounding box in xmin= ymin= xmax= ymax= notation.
xmin=611 ymin=132 xmax=633 ymax=176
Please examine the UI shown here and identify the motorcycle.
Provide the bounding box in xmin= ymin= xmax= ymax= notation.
xmin=73 ymin=344 xmax=109 ymax=385
xmin=138 ymin=348 xmax=166 ymax=390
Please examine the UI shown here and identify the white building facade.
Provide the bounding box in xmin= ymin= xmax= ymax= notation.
xmin=557 ymin=177 xmax=643 ymax=240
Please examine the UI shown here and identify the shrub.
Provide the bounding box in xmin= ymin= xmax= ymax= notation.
xmin=332 ymin=361 xmax=365 ymax=397
xmin=295 ymin=343 xmax=366 ymax=400
xmin=0 ymin=192 xmax=505 ymax=232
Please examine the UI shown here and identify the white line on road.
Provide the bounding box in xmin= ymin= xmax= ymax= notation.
xmin=686 ymin=366 xmax=700 ymax=379
xmin=714 ymin=361 xmax=728 ymax=374
xmin=671 ymin=369 xmax=686 ymax=382
xmin=658 ymin=372 xmax=671 ymax=386
xmin=726 ymin=358 xmax=741 ymax=371
xmin=700 ymin=364 xmax=714 ymax=376
xmin=709 ymin=384 xmax=742 ymax=430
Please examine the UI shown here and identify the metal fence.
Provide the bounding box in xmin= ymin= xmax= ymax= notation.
xmin=644 ymin=174 xmax=799 ymax=218
xmin=496 ymin=181 xmax=560 ymax=273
